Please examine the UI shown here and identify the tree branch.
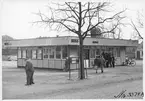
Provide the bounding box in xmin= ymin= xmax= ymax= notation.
xmin=131 ymin=19 xmax=143 ymax=39
xmin=83 ymin=9 xmax=127 ymax=38
xmin=65 ymin=2 xmax=79 ymax=18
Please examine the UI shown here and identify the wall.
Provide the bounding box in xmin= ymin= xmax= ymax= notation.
xmin=17 ymin=45 xmax=127 ymax=69
xmin=120 ymin=47 xmax=126 ymax=64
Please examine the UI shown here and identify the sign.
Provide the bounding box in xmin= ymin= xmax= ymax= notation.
xmin=4 ymin=42 xmax=11 ymax=45
xmin=92 ymin=41 xmax=99 ymax=44
xmin=71 ymin=39 xmax=79 ymax=43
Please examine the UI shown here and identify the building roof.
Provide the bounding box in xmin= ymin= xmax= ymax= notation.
xmin=7 ymin=36 xmax=138 ymax=47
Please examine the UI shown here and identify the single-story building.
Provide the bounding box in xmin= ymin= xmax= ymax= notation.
xmin=7 ymin=36 xmax=138 ymax=69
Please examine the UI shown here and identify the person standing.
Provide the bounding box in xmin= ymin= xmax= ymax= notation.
xmin=63 ymin=57 xmax=71 ymax=72
xmin=105 ymin=53 xmax=109 ymax=68
xmin=111 ymin=54 xmax=115 ymax=68
xmin=101 ymin=51 xmax=105 ymax=59
xmin=108 ymin=53 xmax=112 ymax=67
xmin=25 ymin=58 xmax=35 ymax=86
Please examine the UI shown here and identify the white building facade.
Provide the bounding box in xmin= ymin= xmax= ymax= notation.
xmin=8 ymin=36 xmax=138 ymax=69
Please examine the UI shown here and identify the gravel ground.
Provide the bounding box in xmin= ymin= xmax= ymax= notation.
xmin=2 ymin=60 xmax=143 ymax=99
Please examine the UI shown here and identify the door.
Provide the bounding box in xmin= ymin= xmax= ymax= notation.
xmin=137 ymin=51 xmax=140 ymax=59
xmin=43 ymin=48 xmax=49 ymax=68
xmin=84 ymin=49 xmax=89 ymax=59
xmin=83 ymin=49 xmax=90 ymax=68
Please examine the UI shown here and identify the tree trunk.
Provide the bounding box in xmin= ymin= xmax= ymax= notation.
xmin=78 ymin=2 xmax=85 ymax=80
xmin=78 ymin=37 xmax=85 ymax=79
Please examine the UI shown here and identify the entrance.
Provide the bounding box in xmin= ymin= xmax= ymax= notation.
xmin=83 ymin=49 xmax=90 ymax=68
xmin=137 ymin=51 xmax=140 ymax=59
xmin=84 ymin=49 xmax=90 ymax=59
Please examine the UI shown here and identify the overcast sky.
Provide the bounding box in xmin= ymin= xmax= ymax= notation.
xmin=0 ymin=0 xmax=144 ymax=39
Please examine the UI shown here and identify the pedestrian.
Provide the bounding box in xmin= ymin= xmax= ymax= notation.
xmin=125 ymin=55 xmax=129 ymax=64
xmin=108 ymin=53 xmax=112 ymax=67
xmin=101 ymin=51 xmax=105 ymax=59
xmin=105 ymin=53 xmax=109 ymax=68
xmin=101 ymin=52 xmax=106 ymax=67
xmin=93 ymin=55 xmax=105 ymax=73
xmin=111 ymin=54 xmax=115 ymax=68
xmin=25 ymin=58 xmax=35 ymax=86
xmin=63 ymin=57 xmax=71 ymax=72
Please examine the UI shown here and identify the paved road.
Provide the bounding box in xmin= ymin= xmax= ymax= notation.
xmin=2 ymin=60 xmax=143 ymax=99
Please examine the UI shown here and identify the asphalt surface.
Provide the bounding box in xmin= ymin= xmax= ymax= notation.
xmin=2 ymin=60 xmax=143 ymax=99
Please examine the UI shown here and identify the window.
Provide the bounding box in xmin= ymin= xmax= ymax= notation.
xmin=116 ymin=48 xmax=120 ymax=57
xmin=37 ymin=49 xmax=42 ymax=59
xmin=109 ymin=47 xmax=113 ymax=52
xmin=62 ymin=46 xmax=67 ymax=59
xmin=96 ymin=49 xmax=100 ymax=56
xmin=26 ymin=50 xmax=31 ymax=58
xmin=49 ymin=47 xmax=55 ymax=59
xmin=43 ymin=48 xmax=49 ymax=58
xmin=4 ymin=42 xmax=9 ymax=45
xmin=32 ymin=50 xmax=37 ymax=59
xmin=18 ymin=49 xmax=21 ymax=58
xmin=90 ymin=49 xmax=95 ymax=58
xmin=22 ymin=50 xmax=26 ymax=58
xmin=56 ymin=46 xmax=61 ymax=59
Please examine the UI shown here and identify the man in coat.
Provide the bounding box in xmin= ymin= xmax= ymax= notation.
xmin=105 ymin=53 xmax=109 ymax=68
xmin=63 ymin=57 xmax=71 ymax=72
xmin=108 ymin=53 xmax=112 ymax=67
xmin=25 ymin=58 xmax=35 ymax=86
xmin=93 ymin=55 xmax=105 ymax=73
xmin=111 ymin=54 xmax=115 ymax=68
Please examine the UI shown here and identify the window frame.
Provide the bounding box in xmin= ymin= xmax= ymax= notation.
xmin=49 ymin=47 xmax=55 ymax=59
xmin=90 ymin=49 xmax=95 ymax=58
xmin=43 ymin=48 xmax=49 ymax=59
xmin=116 ymin=47 xmax=120 ymax=57
xmin=37 ymin=49 xmax=43 ymax=60
xmin=18 ymin=49 xmax=22 ymax=59
xmin=96 ymin=49 xmax=100 ymax=56
xmin=56 ymin=46 xmax=62 ymax=59
xmin=62 ymin=46 xmax=68 ymax=59
xmin=32 ymin=49 xmax=37 ymax=59
xmin=22 ymin=49 xmax=27 ymax=59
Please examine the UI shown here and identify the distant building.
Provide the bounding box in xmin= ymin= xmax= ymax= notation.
xmin=2 ymin=35 xmax=17 ymax=56
xmin=125 ymin=46 xmax=137 ymax=59
xmin=8 ymin=36 xmax=138 ymax=69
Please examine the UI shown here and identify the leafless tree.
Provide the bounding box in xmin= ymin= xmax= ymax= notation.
xmin=34 ymin=2 xmax=126 ymax=80
xmin=130 ymin=11 xmax=143 ymax=40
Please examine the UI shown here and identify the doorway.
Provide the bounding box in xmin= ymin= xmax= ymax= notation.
xmin=83 ymin=49 xmax=90 ymax=68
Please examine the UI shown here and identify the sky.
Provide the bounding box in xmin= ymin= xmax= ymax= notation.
xmin=0 ymin=0 xmax=144 ymax=39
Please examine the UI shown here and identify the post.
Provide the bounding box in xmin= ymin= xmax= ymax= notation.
xmin=68 ymin=58 xmax=71 ymax=80
xmin=85 ymin=67 xmax=88 ymax=78
xmin=67 ymin=45 xmax=71 ymax=80
xmin=84 ymin=59 xmax=88 ymax=78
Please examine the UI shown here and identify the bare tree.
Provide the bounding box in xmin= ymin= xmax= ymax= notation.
xmin=34 ymin=2 xmax=126 ymax=80
xmin=130 ymin=11 xmax=143 ymax=40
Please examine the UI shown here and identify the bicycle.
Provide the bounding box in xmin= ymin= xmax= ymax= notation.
xmin=124 ymin=58 xmax=136 ymax=67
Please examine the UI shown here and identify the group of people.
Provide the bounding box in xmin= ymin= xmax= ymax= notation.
xmin=23 ymin=51 xmax=115 ymax=85
xmin=101 ymin=52 xmax=115 ymax=68
xmin=93 ymin=55 xmax=105 ymax=73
